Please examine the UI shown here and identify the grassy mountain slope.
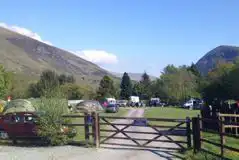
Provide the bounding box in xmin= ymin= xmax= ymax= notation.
xmin=196 ymin=45 xmax=239 ymax=75
xmin=0 ymin=27 xmax=115 ymax=87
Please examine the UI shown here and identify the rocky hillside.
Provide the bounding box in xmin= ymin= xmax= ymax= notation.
xmin=0 ymin=27 xmax=114 ymax=86
xmin=196 ymin=45 xmax=239 ymax=75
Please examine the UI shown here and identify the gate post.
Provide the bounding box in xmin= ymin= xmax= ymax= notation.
xmin=186 ymin=117 xmax=192 ymax=148
xmin=192 ymin=117 xmax=201 ymax=153
xmin=84 ymin=113 xmax=90 ymax=145
xmin=92 ymin=112 xmax=100 ymax=148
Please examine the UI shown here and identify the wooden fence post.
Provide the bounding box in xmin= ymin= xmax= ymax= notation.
xmin=192 ymin=117 xmax=201 ymax=153
xmin=186 ymin=117 xmax=192 ymax=148
xmin=84 ymin=113 xmax=90 ymax=145
xmin=219 ymin=117 xmax=225 ymax=158
xmin=92 ymin=112 xmax=100 ymax=148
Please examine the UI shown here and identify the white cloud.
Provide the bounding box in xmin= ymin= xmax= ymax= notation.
xmin=73 ymin=50 xmax=118 ymax=65
xmin=0 ymin=22 xmax=52 ymax=45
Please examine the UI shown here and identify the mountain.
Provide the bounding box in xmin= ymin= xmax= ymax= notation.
xmin=196 ymin=45 xmax=239 ymax=75
xmin=111 ymin=72 xmax=157 ymax=81
xmin=0 ymin=27 xmax=115 ymax=87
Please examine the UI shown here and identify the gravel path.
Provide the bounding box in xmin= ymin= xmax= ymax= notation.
xmin=0 ymin=109 xmax=184 ymax=160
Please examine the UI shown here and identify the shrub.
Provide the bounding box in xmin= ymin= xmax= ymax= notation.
xmin=35 ymin=88 xmax=76 ymax=146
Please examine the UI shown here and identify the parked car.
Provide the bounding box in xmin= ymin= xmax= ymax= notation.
xmin=116 ymin=100 xmax=128 ymax=107
xmin=183 ymin=98 xmax=203 ymax=109
xmin=0 ymin=112 xmax=76 ymax=144
xmin=149 ymin=98 xmax=162 ymax=107
xmin=103 ymin=98 xmax=119 ymax=113
xmin=105 ymin=103 xmax=119 ymax=113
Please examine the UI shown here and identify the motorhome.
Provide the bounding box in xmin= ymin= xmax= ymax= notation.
xmin=129 ymin=96 xmax=140 ymax=107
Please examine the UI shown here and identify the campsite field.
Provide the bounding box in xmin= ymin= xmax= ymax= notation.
xmin=144 ymin=106 xmax=200 ymax=119
xmin=72 ymin=108 xmax=129 ymax=141
xmin=144 ymin=106 xmax=200 ymax=126
xmin=143 ymin=107 xmax=239 ymax=159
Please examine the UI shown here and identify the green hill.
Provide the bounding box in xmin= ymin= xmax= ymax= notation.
xmin=0 ymin=27 xmax=116 ymax=87
xmin=196 ymin=45 xmax=239 ymax=75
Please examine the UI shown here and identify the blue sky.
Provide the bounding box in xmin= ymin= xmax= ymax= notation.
xmin=1 ymin=0 xmax=239 ymax=76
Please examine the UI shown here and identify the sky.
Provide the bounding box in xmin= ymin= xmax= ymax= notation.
xmin=1 ymin=0 xmax=239 ymax=76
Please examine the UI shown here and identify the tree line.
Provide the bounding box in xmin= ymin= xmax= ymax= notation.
xmin=1 ymin=60 xmax=239 ymax=105
xmin=96 ymin=63 xmax=202 ymax=104
xmin=96 ymin=59 xmax=239 ymax=105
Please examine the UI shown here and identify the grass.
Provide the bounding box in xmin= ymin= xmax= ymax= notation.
xmin=144 ymin=106 xmax=200 ymax=126
xmin=144 ymin=107 xmax=239 ymax=160
xmin=144 ymin=106 xmax=200 ymax=119
xmin=201 ymin=132 xmax=239 ymax=160
xmin=71 ymin=108 xmax=130 ymax=142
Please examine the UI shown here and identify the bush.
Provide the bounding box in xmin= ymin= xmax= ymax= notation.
xmin=35 ymin=89 xmax=76 ymax=146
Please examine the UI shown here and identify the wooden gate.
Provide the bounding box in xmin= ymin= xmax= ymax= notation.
xmin=96 ymin=115 xmax=192 ymax=151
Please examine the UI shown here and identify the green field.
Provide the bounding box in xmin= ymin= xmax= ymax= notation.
xmin=144 ymin=107 xmax=200 ymax=126
xmin=201 ymin=132 xmax=239 ymax=159
xmin=144 ymin=107 xmax=239 ymax=160
xmin=144 ymin=107 xmax=200 ymax=119
xmin=72 ymin=108 xmax=129 ymax=141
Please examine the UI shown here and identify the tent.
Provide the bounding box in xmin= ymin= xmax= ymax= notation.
xmin=3 ymin=99 xmax=36 ymax=114
xmin=75 ymin=100 xmax=104 ymax=113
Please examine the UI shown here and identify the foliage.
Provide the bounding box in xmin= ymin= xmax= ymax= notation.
xmin=120 ymin=72 xmax=132 ymax=100
xmin=150 ymin=79 xmax=168 ymax=101
xmin=58 ymin=74 xmax=75 ymax=85
xmin=96 ymin=75 xmax=116 ymax=100
xmin=0 ymin=65 xmax=13 ymax=99
xmin=61 ymin=83 xmax=83 ymax=100
xmin=202 ymin=62 xmax=239 ymax=104
xmin=159 ymin=65 xmax=200 ymax=103
xmin=187 ymin=63 xmax=201 ymax=78
xmin=139 ymin=72 xmax=151 ymax=99
xmin=35 ymin=89 xmax=75 ymax=146
xmin=28 ymin=70 xmax=83 ymax=99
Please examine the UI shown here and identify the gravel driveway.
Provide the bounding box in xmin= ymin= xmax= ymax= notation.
xmin=0 ymin=109 xmax=184 ymax=160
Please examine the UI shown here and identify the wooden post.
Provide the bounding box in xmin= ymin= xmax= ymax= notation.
xmin=92 ymin=112 xmax=100 ymax=148
xmin=219 ymin=117 xmax=225 ymax=158
xmin=235 ymin=112 xmax=238 ymax=136
xmin=186 ymin=117 xmax=192 ymax=148
xmin=84 ymin=113 xmax=90 ymax=145
xmin=192 ymin=117 xmax=201 ymax=153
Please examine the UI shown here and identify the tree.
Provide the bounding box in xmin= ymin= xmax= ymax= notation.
xmin=140 ymin=72 xmax=151 ymax=99
xmin=28 ymin=70 xmax=78 ymax=98
xmin=120 ymin=72 xmax=132 ymax=100
xmin=160 ymin=65 xmax=199 ymax=103
xmin=132 ymin=82 xmax=142 ymax=97
xmin=58 ymin=74 xmax=75 ymax=85
xmin=96 ymin=76 xmax=116 ymax=100
xmin=38 ymin=70 xmax=60 ymax=93
xmin=61 ymin=83 xmax=83 ymax=100
xmin=150 ymin=79 xmax=168 ymax=101
xmin=0 ymin=65 xmax=13 ymax=99
xmin=187 ymin=63 xmax=201 ymax=78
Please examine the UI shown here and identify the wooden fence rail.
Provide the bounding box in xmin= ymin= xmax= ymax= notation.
xmin=192 ymin=116 xmax=239 ymax=159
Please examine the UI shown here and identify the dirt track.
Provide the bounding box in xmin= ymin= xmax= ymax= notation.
xmin=0 ymin=109 xmax=184 ymax=160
